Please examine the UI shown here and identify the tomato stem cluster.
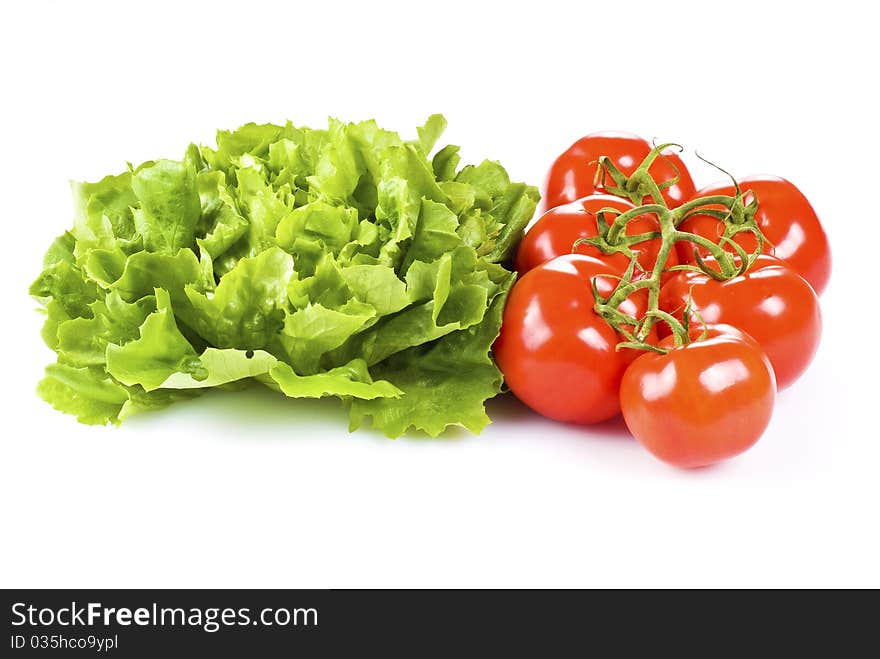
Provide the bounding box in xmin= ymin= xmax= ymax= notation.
xmin=581 ymin=145 xmax=768 ymax=353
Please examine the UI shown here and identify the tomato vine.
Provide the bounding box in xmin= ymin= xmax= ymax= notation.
xmin=575 ymin=144 xmax=769 ymax=354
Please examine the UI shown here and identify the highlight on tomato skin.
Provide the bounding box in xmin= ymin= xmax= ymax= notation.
xmin=658 ymin=255 xmax=822 ymax=390
xmin=515 ymin=194 xmax=676 ymax=277
xmin=619 ymin=325 xmax=776 ymax=469
xmin=679 ymin=175 xmax=831 ymax=295
xmin=541 ymin=131 xmax=696 ymax=212
xmin=493 ymin=254 xmax=656 ymax=425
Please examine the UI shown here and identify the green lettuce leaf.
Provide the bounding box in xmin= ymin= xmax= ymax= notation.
xmin=71 ymin=173 xmax=138 ymax=252
xmin=280 ymin=301 xmax=376 ymax=374
xmin=415 ymin=114 xmax=447 ymax=155
xmin=57 ymin=292 xmax=156 ymax=367
xmin=111 ymin=249 xmax=202 ymax=302
xmin=184 ymin=246 xmax=293 ymax=349
xmin=275 ymin=200 xmax=358 ymax=256
xmin=349 ymin=273 xmax=514 ymax=437
xmin=106 ymin=288 xmax=203 ymax=390
xmin=268 ymin=360 xmax=401 ymax=400
xmin=196 ymin=170 xmax=250 ymax=260
xmin=37 ymin=363 xmax=131 ymax=426
xmin=158 ymin=348 xmax=278 ymax=389
xmin=131 ymin=150 xmax=201 ymax=254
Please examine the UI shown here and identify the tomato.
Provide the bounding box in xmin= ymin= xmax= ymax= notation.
xmin=620 ymin=325 xmax=776 ymax=468
xmin=658 ymin=256 xmax=821 ymax=390
xmin=494 ymin=254 xmax=654 ymax=424
xmin=542 ymin=131 xmax=696 ymax=211
xmin=515 ymin=194 xmax=678 ymax=277
xmin=676 ymin=176 xmax=831 ymax=295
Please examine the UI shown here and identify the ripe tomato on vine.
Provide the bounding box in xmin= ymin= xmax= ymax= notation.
xmin=498 ymin=138 xmax=828 ymax=468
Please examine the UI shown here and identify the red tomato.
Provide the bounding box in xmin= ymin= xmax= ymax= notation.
xmin=658 ymin=256 xmax=821 ymax=390
xmin=494 ymin=254 xmax=654 ymax=424
xmin=677 ymin=176 xmax=831 ymax=295
xmin=515 ymin=194 xmax=678 ymax=277
xmin=542 ymin=132 xmax=696 ymax=211
xmin=620 ymin=325 xmax=776 ymax=468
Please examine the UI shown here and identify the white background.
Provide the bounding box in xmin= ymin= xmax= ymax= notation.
xmin=2 ymin=0 xmax=878 ymax=588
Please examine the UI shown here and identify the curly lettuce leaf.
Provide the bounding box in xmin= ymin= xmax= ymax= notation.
xmin=184 ymin=246 xmax=293 ymax=349
xmin=131 ymin=150 xmax=201 ymax=255
xmin=279 ymin=301 xmax=376 ymax=374
xmin=275 ymin=201 xmax=358 ymax=256
xmin=37 ymin=363 xmax=131 ymax=425
xmin=159 ymin=348 xmax=278 ymax=389
xmin=57 ymin=292 xmax=156 ymax=367
xmin=71 ymin=173 xmax=138 ymax=253
xmin=110 ymin=249 xmax=202 ymax=302
xmin=268 ymin=360 xmax=401 ymax=400
xmin=349 ymin=273 xmax=514 ymax=437
xmin=36 ymin=361 xmax=197 ymax=426
xmin=106 ymin=288 xmax=203 ymax=390
xmin=415 ymin=114 xmax=447 ymax=155
xmin=196 ymin=170 xmax=249 ymax=259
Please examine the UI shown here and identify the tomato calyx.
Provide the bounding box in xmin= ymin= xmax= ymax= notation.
xmin=569 ymin=204 xmax=663 ymax=277
xmin=671 ymin=169 xmax=765 ymax=280
xmin=596 ymin=142 xmax=685 ymax=206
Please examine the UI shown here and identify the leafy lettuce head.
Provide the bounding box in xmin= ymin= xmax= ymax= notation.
xmin=31 ymin=115 xmax=539 ymax=436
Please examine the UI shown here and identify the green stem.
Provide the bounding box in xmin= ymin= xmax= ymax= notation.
xmin=622 ymin=231 xmax=661 ymax=246
xmin=627 ymin=143 xmax=682 ymax=203
xmin=646 ymin=310 xmax=689 ymax=346
xmin=671 ymin=195 xmax=736 ymax=223
xmin=603 ymin=276 xmax=655 ymax=309
xmin=605 ymin=204 xmax=668 ymax=244
xmin=636 ymin=208 xmax=677 ymax=340
xmin=673 ymin=230 xmax=727 ymax=259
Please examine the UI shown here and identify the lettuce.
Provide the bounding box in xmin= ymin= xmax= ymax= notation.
xmin=31 ymin=115 xmax=538 ymax=436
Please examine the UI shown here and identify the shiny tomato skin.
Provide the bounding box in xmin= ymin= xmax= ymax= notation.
xmin=542 ymin=132 xmax=696 ymax=211
xmin=658 ymin=257 xmax=821 ymax=390
xmin=620 ymin=325 xmax=776 ymax=469
xmin=677 ymin=176 xmax=831 ymax=295
xmin=515 ymin=194 xmax=677 ymax=276
xmin=494 ymin=254 xmax=652 ymax=424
